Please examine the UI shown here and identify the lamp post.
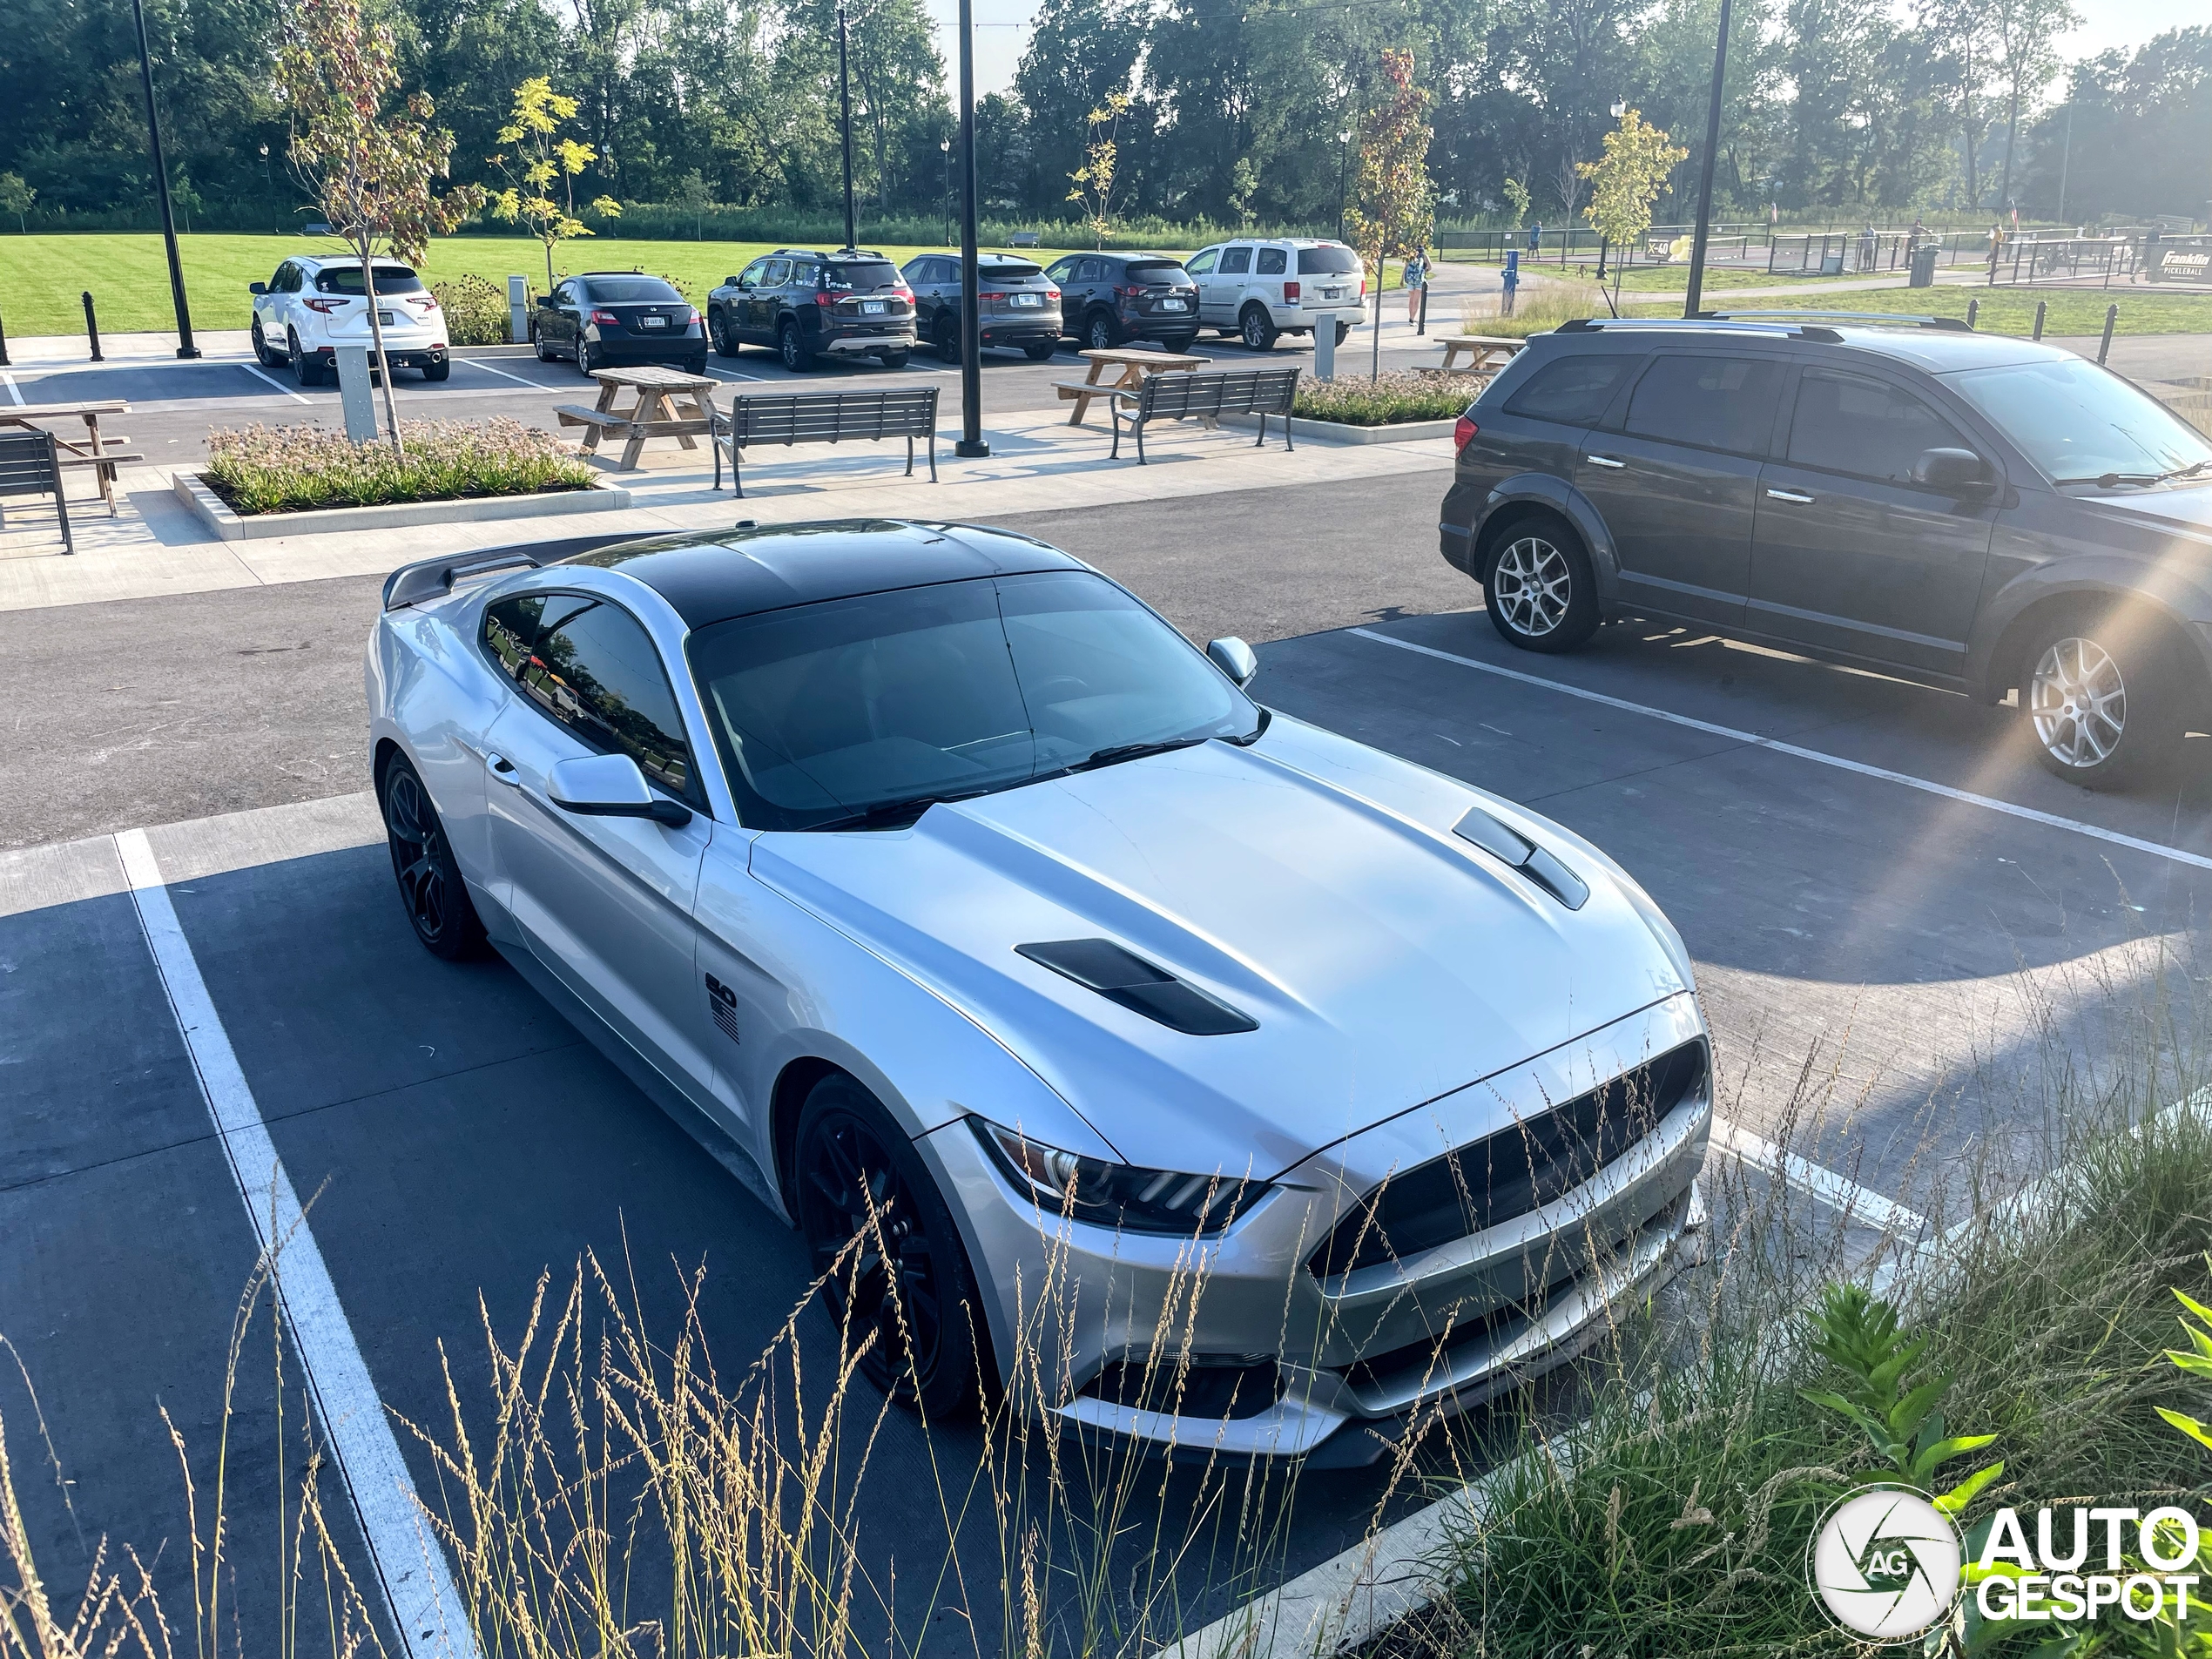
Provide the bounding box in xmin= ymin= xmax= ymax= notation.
xmin=131 ymin=0 xmax=199 ymax=358
xmin=835 ymin=0 xmax=857 ymax=250
xmin=1682 ymin=0 xmax=1732 ymax=318
xmin=1596 ymin=98 xmax=1625 ymax=281
xmin=941 ymin=138 xmax=952 ymax=245
xmin=1335 ymin=128 xmax=1353 ymax=240
xmin=954 ymin=0 xmax=987 ymax=457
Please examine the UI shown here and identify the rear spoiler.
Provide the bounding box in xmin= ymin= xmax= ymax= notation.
xmin=381 ymin=546 xmax=551 ymax=610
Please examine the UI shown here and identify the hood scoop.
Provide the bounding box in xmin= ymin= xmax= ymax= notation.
xmin=1015 ymin=939 xmax=1258 ymax=1036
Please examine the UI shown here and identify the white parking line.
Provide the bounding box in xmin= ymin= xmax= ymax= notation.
xmin=115 ymin=828 xmax=476 ymax=1659
xmin=1710 ymin=1116 xmax=1927 ymax=1237
xmin=238 ymin=362 xmax=314 ymax=405
xmin=2 ymin=374 xmax=23 ymax=407
xmin=460 ymin=356 xmax=556 ymax=388
xmin=1347 ymin=627 xmax=2212 ymax=875
xmin=695 ymin=361 xmax=770 ymax=383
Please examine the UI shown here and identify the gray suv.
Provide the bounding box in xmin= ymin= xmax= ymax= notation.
xmin=1440 ymin=314 xmax=2212 ymax=787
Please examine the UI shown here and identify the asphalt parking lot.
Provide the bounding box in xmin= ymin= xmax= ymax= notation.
xmin=8 ymin=475 xmax=2212 ymax=1654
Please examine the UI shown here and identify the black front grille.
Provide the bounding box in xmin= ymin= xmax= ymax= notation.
xmin=1306 ymin=1040 xmax=1708 ymax=1280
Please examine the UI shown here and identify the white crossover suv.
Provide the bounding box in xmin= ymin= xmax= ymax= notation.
xmin=1184 ymin=238 xmax=1366 ymax=352
xmin=249 ymin=255 xmax=452 ymax=387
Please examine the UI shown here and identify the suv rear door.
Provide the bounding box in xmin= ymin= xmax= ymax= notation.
xmin=1749 ymin=364 xmax=2000 ymax=674
xmin=1578 ymin=351 xmax=1787 ymax=626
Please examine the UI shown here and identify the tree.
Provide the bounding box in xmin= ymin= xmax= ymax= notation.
xmin=1501 ymin=175 xmax=1532 ymax=226
xmin=1067 ymin=91 xmax=1132 ymax=246
xmin=275 ymin=0 xmax=484 ymax=455
xmin=1015 ymin=0 xmax=1142 ymax=218
xmin=1988 ymin=0 xmax=2078 ymax=212
xmin=487 ymin=77 xmax=621 ymax=293
xmin=1577 ymin=107 xmax=1686 ymax=312
xmin=0 ymin=172 xmax=32 ymax=233
xmin=1343 ymin=48 xmax=1433 ymax=379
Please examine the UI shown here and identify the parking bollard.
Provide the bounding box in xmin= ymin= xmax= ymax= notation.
xmin=2098 ymin=304 xmax=2117 ymax=365
xmin=82 ymin=291 xmax=104 ymax=361
xmin=1966 ymin=297 xmax=1978 ymax=331
xmin=2032 ymin=300 xmax=2047 ymax=341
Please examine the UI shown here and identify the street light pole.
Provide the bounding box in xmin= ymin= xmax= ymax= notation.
xmin=131 ymin=0 xmax=199 ymax=358
xmin=941 ymin=138 xmax=951 ymax=245
xmin=1682 ymin=0 xmax=1733 ymax=319
xmin=836 ymin=0 xmax=857 ymax=250
xmin=954 ymin=0 xmax=987 ymax=457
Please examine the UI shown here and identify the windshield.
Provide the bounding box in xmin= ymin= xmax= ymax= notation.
xmin=1125 ymin=260 xmax=1192 ymax=285
xmin=981 ymin=259 xmax=1045 ymax=279
xmin=825 ymin=259 xmax=901 ymax=289
xmin=315 ymin=265 xmax=424 ymax=294
xmin=1298 ymin=246 xmax=1362 ymax=274
xmin=686 ymin=570 xmax=1258 ymax=831
xmin=583 ymin=277 xmax=684 ymax=303
xmin=1946 ymin=357 xmax=2212 ymax=484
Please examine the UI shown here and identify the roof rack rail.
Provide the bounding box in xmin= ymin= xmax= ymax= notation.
xmin=1697 ymin=308 xmax=1974 ymax=333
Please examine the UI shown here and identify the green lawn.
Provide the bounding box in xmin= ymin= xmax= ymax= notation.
xmin=1600 ymin=263 xmax=1877 ymax=292
xmin=1622 ymin=280 xmax=2212 ymax=335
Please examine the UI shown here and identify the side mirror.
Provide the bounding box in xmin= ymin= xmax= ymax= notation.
xmin=1207 ymin=637 xmax=1258 ymax=688
xmin=546 ymin=753 xmax=692 ymax=827
xmin=536 ymin=294 xmax=553 ymax=309
xmin=1911 ymin=447 xmax=1993 ymax=492
xmin=724 ymin=275 xmax=740 ymax=287
xmin=249 ymin=282 xmax=267 ymax=296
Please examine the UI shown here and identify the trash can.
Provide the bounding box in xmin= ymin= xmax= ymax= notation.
xmin=1908 ymin=244 xmax=1939 ymax=288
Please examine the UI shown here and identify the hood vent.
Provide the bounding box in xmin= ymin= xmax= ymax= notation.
xmin=1016 ymin=939 xmax=1258 ymax=1035
xmin=1453 ymin=806 xmax=1589 ymax=910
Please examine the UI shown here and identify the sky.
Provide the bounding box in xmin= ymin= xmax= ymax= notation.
xmin=919 ymin=0 xmax=2205 ymax=103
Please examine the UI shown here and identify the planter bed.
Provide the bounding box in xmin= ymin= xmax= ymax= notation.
xmin=173 ymin=469 xmax=631 ymax=542
xmin=1214 ymin=411 xmax=1460 ymax=444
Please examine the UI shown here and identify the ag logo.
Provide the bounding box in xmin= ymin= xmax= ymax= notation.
xmin=1808 ymin=1486 xmax=1963 ymax=1641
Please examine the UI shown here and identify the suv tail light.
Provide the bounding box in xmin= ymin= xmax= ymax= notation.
xmin=1044 ymin=288 xmax=1059 ymax=300
xmin=589 ymin=309 xmax=620 ymax=325
xmin=303 ymin=297 xmax=345 ymax=314
xmin=1454 ymin=415 xmax=1478 ymax=452
xmin=814 ymin=292 xmax=837 ymax=307
xmin=894 ymin=287 xmax=914 ymax=301
xmin=979 ymin=291 xmax=1006 ymax=301
xmin=1283 ymin=280 xmax=1301 ymax=302
xmin=1117 ymin=284 xmax=1143 ymax=298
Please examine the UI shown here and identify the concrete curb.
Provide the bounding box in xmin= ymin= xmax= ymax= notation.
xmin=171 ymin=471 xmax=633 ymax=543
xmin=1214 ymin=413 xmax=1459 ymax=445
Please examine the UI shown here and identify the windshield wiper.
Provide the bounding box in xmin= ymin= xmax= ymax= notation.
xmin=811 ymin=788 xmax=991 ymax=833
xmin=1072 ymin=736 xmax=1211 ymax=772
xmin=2157 ymin=459 xmax=2212 ymax=483
xmin=2055 ymin=461 xmax=2212 ymax=488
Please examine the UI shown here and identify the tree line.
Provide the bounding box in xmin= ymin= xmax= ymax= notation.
xmin=0 ymin=0 xmax=2205 ymax=238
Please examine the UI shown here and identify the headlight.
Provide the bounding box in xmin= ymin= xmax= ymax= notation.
xmin=970 ymin=1118 xmax=1270 ymax=1236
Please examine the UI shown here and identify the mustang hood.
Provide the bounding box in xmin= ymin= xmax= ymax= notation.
xmin=749 ymin=725 xmax=1688 ymax=1180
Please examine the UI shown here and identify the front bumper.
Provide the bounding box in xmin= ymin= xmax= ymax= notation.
xmin=923 ymin=992 xmax=1711 ymax=1460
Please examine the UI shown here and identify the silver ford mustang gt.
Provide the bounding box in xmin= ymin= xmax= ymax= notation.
xmin=368 ymin=519 xmax=1710 ymax=1462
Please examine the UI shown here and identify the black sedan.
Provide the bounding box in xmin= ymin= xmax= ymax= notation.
xmin=533 ymin=273 xmax=707 ymax=375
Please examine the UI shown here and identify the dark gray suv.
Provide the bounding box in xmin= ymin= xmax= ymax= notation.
xmin=1440 ymin=314 xmax=2212 ymax=787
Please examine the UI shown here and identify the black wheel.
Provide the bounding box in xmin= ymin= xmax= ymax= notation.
xmin=1022 ymin=340 xmax=1057 ymax=361
xmin=290 ymin=330 xmax=323 ymax=387
xmin=2023 ymin=612 xmax=2188 ymax=789
xmin=1163 ymin=333 xmax=1199 ymax=354
xmin=379 ymin=755 xmax=484 ymax=961
xmin=421 ymin=357 xmax=450 ymax=381
xmin=1084 ymin=310 xmax=1118 ymax=351
xmin=779 ymin=319 xmax=813 ymax=371
xmin=935 ymin=317 xmax=960 ymax=365
xmin=879 ymin=348 xmax=912 ymax=369
xmin=580 ymin=341 xmax=602 ymax=375
xmin=1482 ymin=513 xmax=1601 ymax=653
xmin=1334 ymin=320 xmax=1353 ymax=347
xmin=794 ymin=1074 xmax=988 ymax=1417
xmin=1240 ymin=305 xmax=1278 ymax=351
xmin=684 ymin=356 xmax=707 ymax=376
xmin=711 ymin=310 xmax=737 ymax=357
xmin=252 ymin=319 xmax=277 ymax=367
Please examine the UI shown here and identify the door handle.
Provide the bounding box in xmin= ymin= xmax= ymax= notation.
xmin=485 ymin=751 xmax=521 ymax=785
xmin=1765 ymin=488 xmax=1816 ymax=504
xmin=1586 ymin=454 xmax=1626 ymax=469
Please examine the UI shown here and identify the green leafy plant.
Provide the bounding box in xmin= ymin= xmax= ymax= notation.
xmin=1501 ymin=175 xmax=1531 ymax=227
xmin=1066 ymin=91 xmax=1133 ymax=248
xmin=1801 ymin=1283 xmax=2006 ymax=1515
xmin=1575 ymin=108 xmax=1686 ymax=317
xmin=1294 ymin=368 xmax=1485 ymax=425
xmin=2158 ymin=1274 xmax=2212 ymax=1451
xmin=202 ymin=418 xmax=594 ymax=515
xmin=487 ymin=77 xmax=622 ymax=293
xmin=428 ymin=273 xmax=510 ymax=344
xmin=0 ymin=172 xmax=32 ymax=233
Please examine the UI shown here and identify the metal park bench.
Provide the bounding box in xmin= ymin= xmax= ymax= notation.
xmin=1109 ymin=366 xmax=1301 ymax=463
xmin=709 ymin=386 xmax=940 ymax=497
xmin=0 ymin=429 xmax=72 ymax=553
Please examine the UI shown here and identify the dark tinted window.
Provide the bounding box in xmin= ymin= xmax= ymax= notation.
xmin=1257 ymin=247 xmax=1288 ymax=275
xmin=1624 ymin=354 xmax=1785 ymax=455
xmin=583 ymin=276 xmax=683 ymax=304
xmin=315 ymin=265 xmax=424 ymax=294
xmin=981 ymin=258 xmax=1044 ymax=279
xmin=517 ymin=598 xmax=698 ymax=801
xmin=1787 ymin=369 xmax=1971 ymax=483
xmin=482 ymin=594 xmax=550 ymax=682
xmin=759 ymin=260 xmax=790 ymax=287
xmin=1219 ymin=247 xmax=1252 ymax=274
xmin=1297 ymin=246 xmax=1362 ymax=274
xmin=1503 ymin=354 xmax=1635 ymax=426
xmin=1124 ymin=260 xmax=1188 ymax=284
xmin=825 ymin=259 xmax=900 ymax=289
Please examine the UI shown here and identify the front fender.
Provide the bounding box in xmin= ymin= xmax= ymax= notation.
xmin=1463 ymin=471 xmax=1622 ymax=600
xmin=1968 ymin=554 xmax=2212 ymax=702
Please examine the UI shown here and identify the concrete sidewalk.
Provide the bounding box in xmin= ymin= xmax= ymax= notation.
xmin=0 ymin=405 xmax=1454 ymax=615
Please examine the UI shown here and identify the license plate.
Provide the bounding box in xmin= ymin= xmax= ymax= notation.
xmin=863 ymin=299 xmax=887 ymax=314
xmin=377 ymin=310 xmax=396 ymax=326
xmin=1011 ymin=293 xmax=1041 ymax=307
xmin=1323 ymin=288 xmax=1343 ymax=300
xmin=1161 ymin=297 xmax=1188 ymax=310
xmin=640 ymin=315 xmax=667 ymax=328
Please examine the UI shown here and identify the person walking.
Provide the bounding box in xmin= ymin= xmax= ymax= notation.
xmin=1528 ymin=221 xmax=1542 ymax=257
xmin=1404 ymin=246 xmax=1429 ymax=326
xmin=1987 ymin=219 xmax=2006 ymax=280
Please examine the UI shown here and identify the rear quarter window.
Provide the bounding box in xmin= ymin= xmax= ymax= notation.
xmin=1297 ymin=246 xmax=1362 ymax=275
xmin=1502 ymin=354 xmax=1639 ymax=425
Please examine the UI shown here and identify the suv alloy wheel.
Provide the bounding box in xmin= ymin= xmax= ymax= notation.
xmin=1483 ymin=516 xmax=1601 ymax=652
xmin=1241 ymin=305 xmax=1278 ymax=352
xmin=252 ymin=318 xmax=277 ymax=368
xmin=711 ymin=310 xmax=737 ymax=357
xmin=288 ymin=327 xmax=323 ymax=387
xmin=1086 ymin=311 xmax=1118 ymax=351
xmin=2024 ymin=616 xmax=2185 ymax=788
xmin=779 ymin=319 xmax=813 ymax=372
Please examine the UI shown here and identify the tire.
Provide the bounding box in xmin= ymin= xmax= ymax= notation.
xmin=1481 ymin=514 xmax=1601 ymax=653
xmin=1240 ymin=304 xmax=1278 ymax=352
xmin=1163 ymin=333 xmax=1199 ymax=354
xmin=793 ymin=1073 xmax=988 ymax=1417
xmin=378 ymin=754 xmax=485 ymax=961
xmin=580 ymin=341 xmax=602 ymax=375
xmin=1022 ymin=340 xmax=1057 ymax=361
xmin=779 ymin=319 xmax=813 ymax=372
xmin=421 ymin=357 xmax=450 ymax=381
xmin=289 ymin=330 xmax=323 ymax=388
xmin=684 ymin=356 xmax=707 ymax=376
xmin=935 ymin=317 xmax=960 ymax=365
xmin=534 ymin=327 xmax=556 ymax=363
xmin=2022 ymin=612 xmax=2188 ymax=790
xmin=878 ymin=348 xmax=912 ymax=370
xmin=711 ymin=310 xmax=737 ymax=357
xmin=1084 ymin=310 xmax=1119 ymax=352
xmin=252 ymin=319 xmax=277 ymax=368
xmin=1334 ymin=320 xmax=1353 ymax=347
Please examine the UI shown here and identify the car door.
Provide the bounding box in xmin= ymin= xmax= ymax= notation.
xmin=1749 ymin=365 xmax=2002 ymax=675
xmin=1203 ymin=245 xmax=1253 ymax=325
xmin=750 ymin=258 xmax=791 ymax=339
xmin=1045 ymin=256 xmax=1080 ymax=331
xmin=724 ymin=259 xmax=766 ymax=341
xmin=1576 ymin=351 xmax=1787 ymax=627
xmin=549 ymin=280 xmax=585 ymax=353
xmin=1184 ymin=247 xmax=1220 ymax=323
xmin=255 ymin=261 xmax=291 ymax=341
xmin=478 ymin=590 xmax=719 ymax=1104
xmin=1254 ymin=245 xmax=1289 ymax=317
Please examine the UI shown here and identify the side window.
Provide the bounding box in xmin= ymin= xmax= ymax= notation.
xmin=760 ymin=259 xmax=791 ymax=287
xmin=1045 ymin=257 xmax=1074 ymax=281
xmin=789 ymin=260 xmax=819 ymax=288
xmin=1219 ymin=246 xmax=1253 ymax=275
xmin=1184 ymin=248 xmax=1218 ymax=276
xmin=1503 ymin=354 xmax=1637 ymax=426
xmin=481 ymin=594 xmax=549 ymax=683
xmin=1256 ymin=246 xmax=1288 ymax=275
xmin=1787 ymin=369 xmax=1973 ymax=484
xmin=1623 ymin=354 xmax=1786 ymax=456
xmin=737 ymin=259 xmax=766 ymax=287
xmin=520 ymin=599 xmax=700 ymax=803
xmin=553 ymin=280 xmax=577 ymax=307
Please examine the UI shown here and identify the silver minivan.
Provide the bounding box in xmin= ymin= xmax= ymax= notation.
xmin=1184 ymin=238 xmax=1366 ymax=351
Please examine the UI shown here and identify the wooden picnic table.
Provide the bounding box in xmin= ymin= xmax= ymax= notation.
xmin=1054 ymin=347 xmax=1211 ymax=427
xmin=1422 ymin=335 xmax=1526 ymax=377
xmin=1 ymin=400 xmax=140 ymax=515
xmin=555 ymin=365 xmax=718 ymax=471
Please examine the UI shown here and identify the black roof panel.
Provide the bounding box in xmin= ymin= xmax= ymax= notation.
xmin=559 ymin=519 xmax=1085 ymax=627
